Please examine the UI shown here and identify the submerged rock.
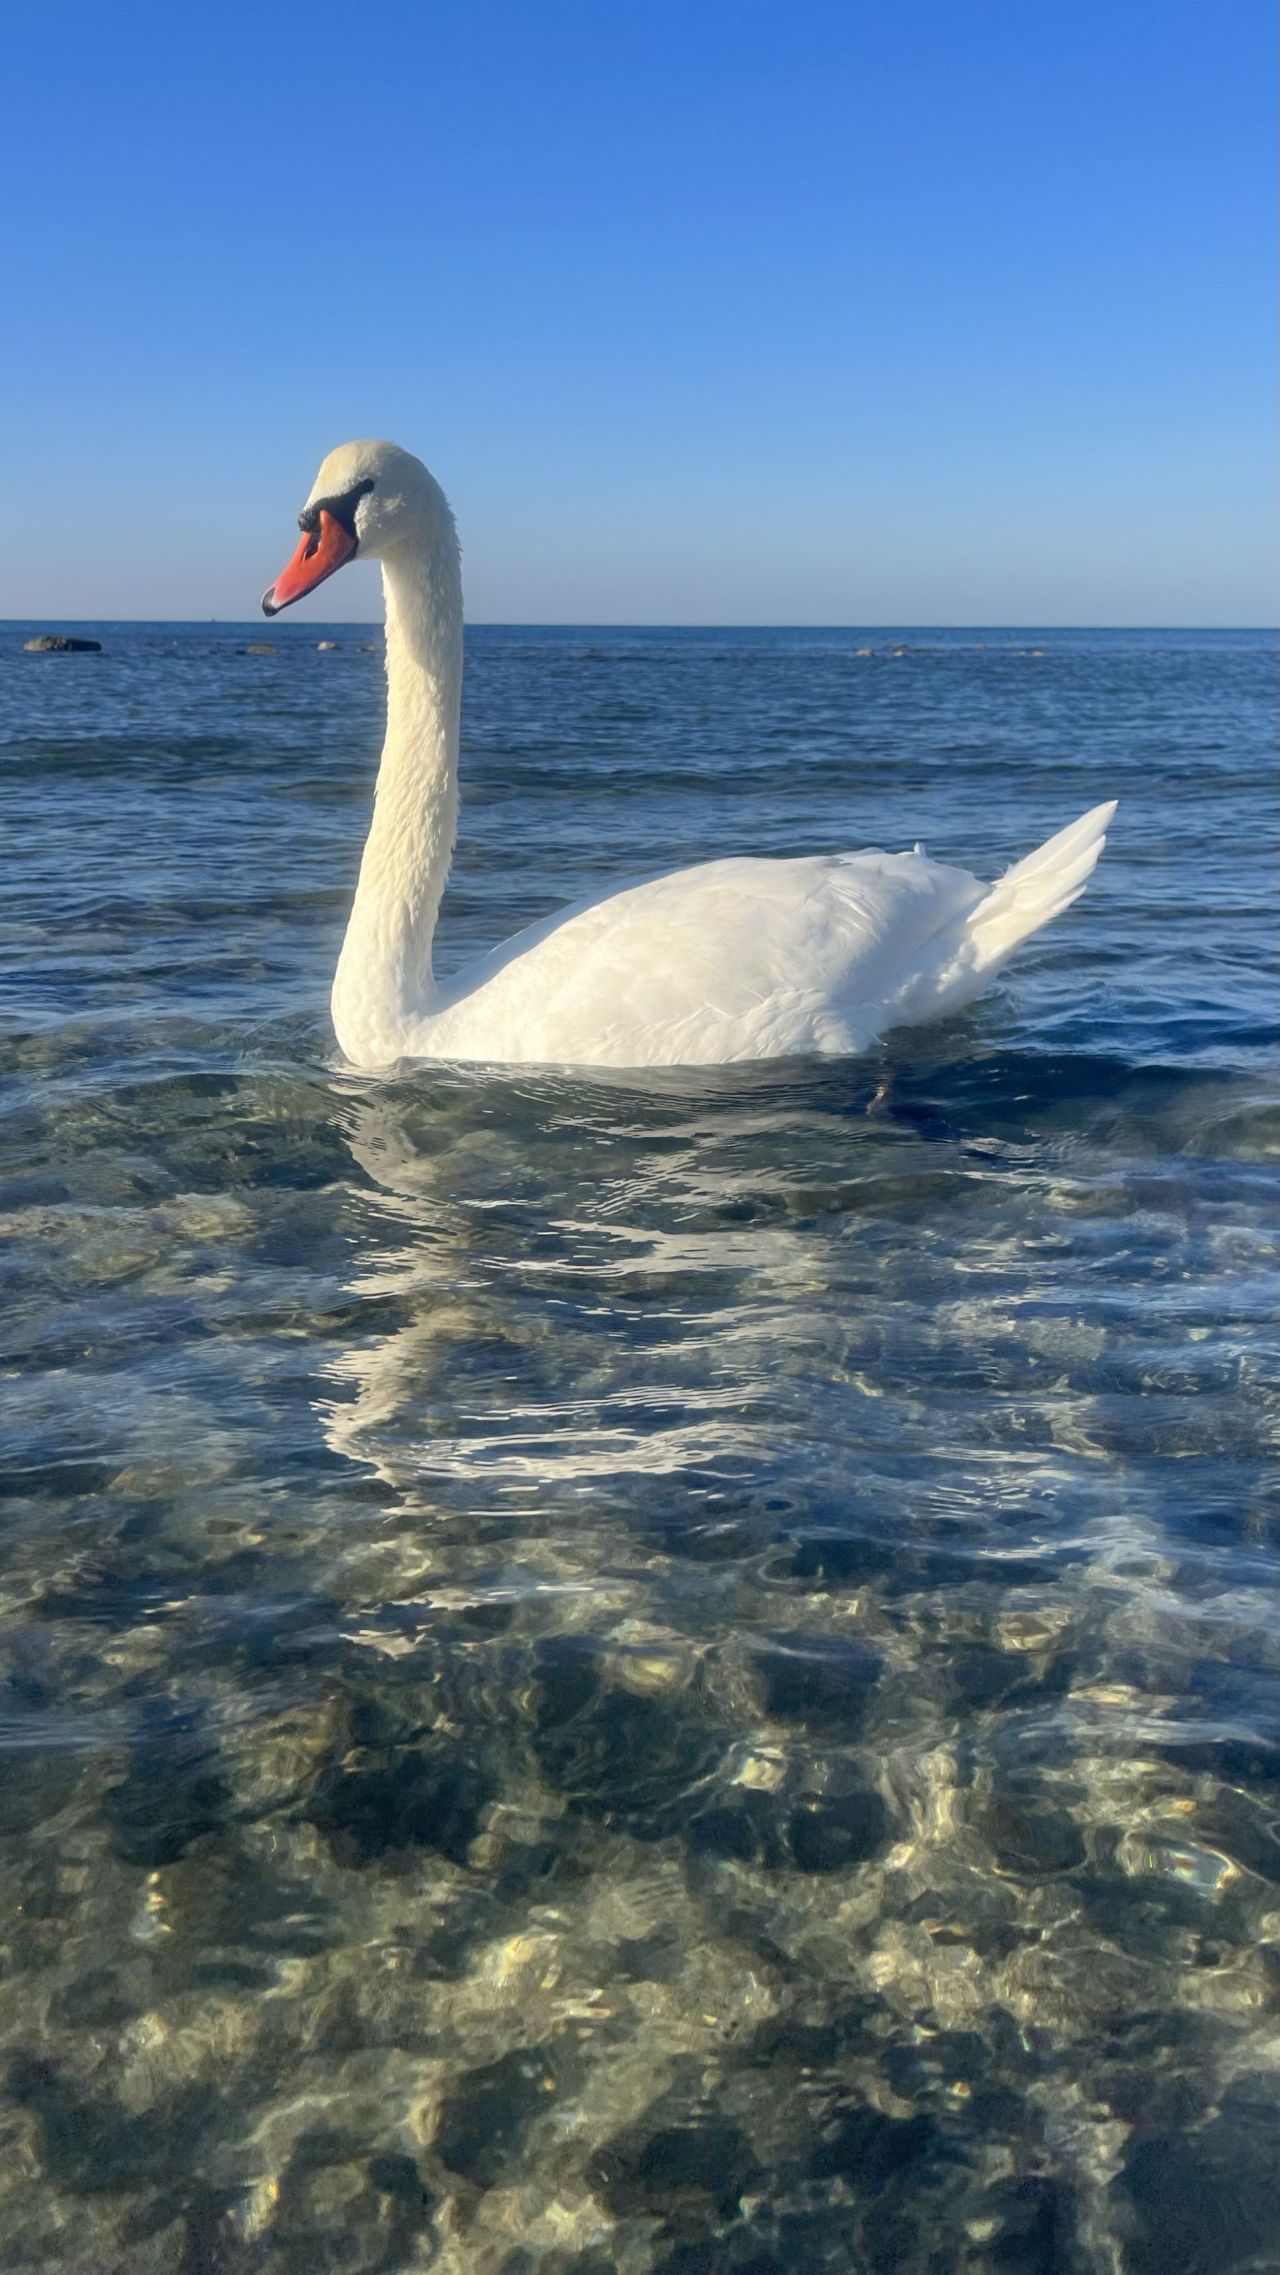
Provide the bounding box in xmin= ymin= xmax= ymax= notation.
xmin=23 ymin=634 xmax=101 ymax=652
xmin=752 ymin=1634 xmax=882 ymax=1732
xmin=305 ymin=1733 xmax=494 ymax=1868
xmin=527 ymin=1635 xmax=724 ymax=1833
xmin=788 ymin=1783 xmax=889 ymax=1872
xmin=589 ymin=2114 xmax=762 ymax=2217
xmin=434 ymin=2044 xmax=562 ymax=2187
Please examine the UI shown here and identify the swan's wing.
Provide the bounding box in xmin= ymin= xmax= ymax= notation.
xmin=412 ymin=800 xmax=1115 ymax=1067
xmin=424 ymin=849 xmax=989 ymax=1065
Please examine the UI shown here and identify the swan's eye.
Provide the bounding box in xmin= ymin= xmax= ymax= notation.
xmin=300 ymin=478 xmax=376 ymax=546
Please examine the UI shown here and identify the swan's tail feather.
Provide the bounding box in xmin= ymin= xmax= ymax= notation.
xmin=964 ymin=799 xmax=1117 ymax=972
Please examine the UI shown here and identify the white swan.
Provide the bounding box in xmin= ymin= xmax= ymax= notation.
xmin=263 ymin=440 xmax=1115 ymax=1072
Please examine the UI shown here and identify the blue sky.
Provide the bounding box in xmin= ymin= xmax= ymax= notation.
xmin=7 ymin=0 xmax=1275 ymax=623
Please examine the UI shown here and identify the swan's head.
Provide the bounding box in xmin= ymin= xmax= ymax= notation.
xmin=261 ymin=439 xmax=454 ymax=615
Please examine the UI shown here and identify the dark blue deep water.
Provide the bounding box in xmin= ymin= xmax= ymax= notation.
xmin=0 ymin=623 xmax=1276 ymax=2274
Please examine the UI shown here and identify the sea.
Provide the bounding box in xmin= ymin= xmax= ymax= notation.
xmin=0 ymin=622 xmax=1276 ymax=2275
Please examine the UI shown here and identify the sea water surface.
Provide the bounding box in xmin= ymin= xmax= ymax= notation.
xmin=0 ymin=623 xmax=1276 ymax=2274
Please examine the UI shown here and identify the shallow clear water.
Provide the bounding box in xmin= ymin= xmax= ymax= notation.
xmin=0 ymin=622 xmax=1276 ymax=2274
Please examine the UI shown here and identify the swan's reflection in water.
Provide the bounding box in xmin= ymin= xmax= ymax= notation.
xmin=266 ymin=1059 xmax=1280 ymax=2275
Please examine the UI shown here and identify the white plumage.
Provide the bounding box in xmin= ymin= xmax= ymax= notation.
xmin=263 ymin=441 xmax=1116 ymax=1072
xmin=415 ymin=815 xmax=1115 ymax=1066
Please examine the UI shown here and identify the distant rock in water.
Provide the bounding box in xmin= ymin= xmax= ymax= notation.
xmin=24 ymin=634 xmax=101 ymax=653
xmin=316 ymin=639 xmax=340 ymax=650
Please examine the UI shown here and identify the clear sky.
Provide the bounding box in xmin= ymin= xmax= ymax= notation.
xmin=7 ymin=0 xmax=1275 ymax=624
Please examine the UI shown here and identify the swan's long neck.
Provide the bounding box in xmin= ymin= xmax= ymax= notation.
xmin=331 ymin=524 xmax=463 ymax=1066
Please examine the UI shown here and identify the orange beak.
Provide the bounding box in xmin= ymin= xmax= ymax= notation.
xmin=262 ymin=508 xmax=358 ymax=615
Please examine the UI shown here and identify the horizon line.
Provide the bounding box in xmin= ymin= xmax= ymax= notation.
xmin=3 ymin=617 xmax=1277 ymax=634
